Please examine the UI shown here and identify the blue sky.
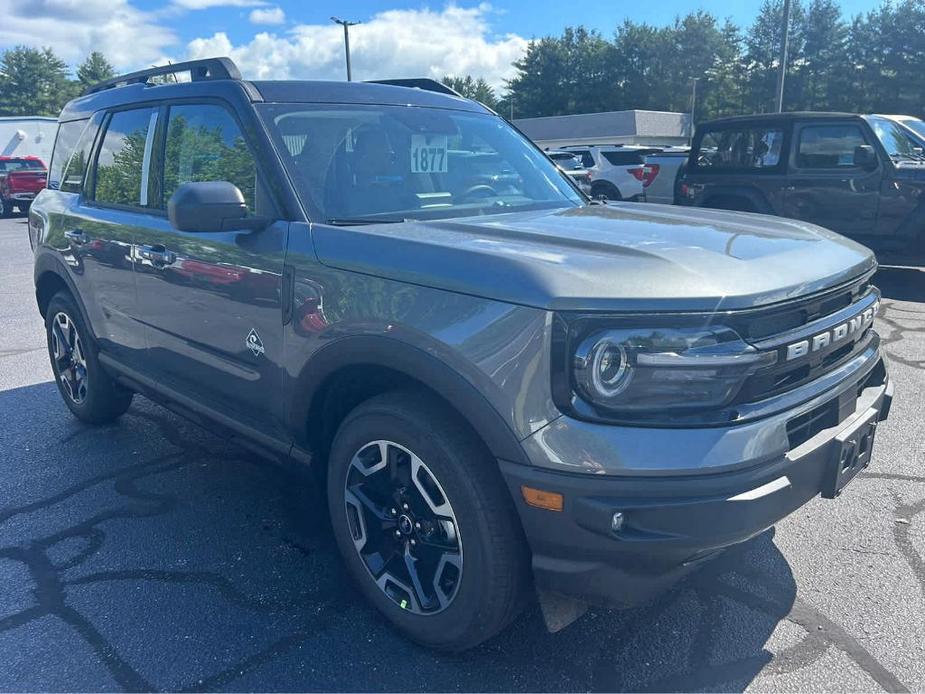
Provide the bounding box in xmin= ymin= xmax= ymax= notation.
xmin=2 ymin=0 xmax=884 ymax=90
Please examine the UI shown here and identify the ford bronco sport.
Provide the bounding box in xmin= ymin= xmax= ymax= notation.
xmin=29 ymin=59 xmax=892 ymax=651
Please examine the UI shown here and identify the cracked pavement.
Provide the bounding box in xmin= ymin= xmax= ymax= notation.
xmin=1 ymin=216 xmax=924 ymax=691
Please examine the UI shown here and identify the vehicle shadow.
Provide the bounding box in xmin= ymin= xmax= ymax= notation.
xmin=0 ymin=382 xmax=804 ymax=692
xmin=875 ymin=265 xmax=925 ymax=303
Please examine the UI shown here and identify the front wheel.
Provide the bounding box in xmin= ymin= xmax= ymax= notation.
xmin=45 ymin=291 xmax=133 ymax=424
xmin=0 ymin=197 xmax=10 ymax=218
xmin=327 ymin=391 xmax=529 ymax=650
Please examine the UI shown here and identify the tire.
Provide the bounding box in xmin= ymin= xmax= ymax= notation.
xmin=327 ymin=390 xmax=530 ymax=651
xmin=591 ymin=181 xmax=622 ymax=201
xmin=0 ymin=197 xmax=10 ymax=218
xmin=45 ymin=291 xmax=133 ymax=424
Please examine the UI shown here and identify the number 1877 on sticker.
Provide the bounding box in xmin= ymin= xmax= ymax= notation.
xmin=410 ymin=134 xmax=448 ymax=173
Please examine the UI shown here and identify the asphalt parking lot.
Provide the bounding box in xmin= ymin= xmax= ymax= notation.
xmin=1 ymin=214 xmax=924 ymax=692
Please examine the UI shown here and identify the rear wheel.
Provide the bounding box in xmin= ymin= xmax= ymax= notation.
xmin=327 ymin=391 xmax=529 ymax=650
xmin=45 ymin=291 xmax=133 ymax=424
xmin=591 ymin=181 xmax=622 ymax=201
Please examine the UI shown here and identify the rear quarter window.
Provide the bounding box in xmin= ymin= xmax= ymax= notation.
xmin=48 ymin=120 xmax=89 ymax=190
xmin=695 ymin=126 xmax=785 ymax=171
xmin=601 ymin=151 xmax=645 ymax=166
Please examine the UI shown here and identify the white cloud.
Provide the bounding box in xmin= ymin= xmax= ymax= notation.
xmin=186 ymin=4 xmax=527 ymax=91
xmin=249 ymin=6 xmax=285 ymax=25
xmin=171 ymin=0 xmax=265 ymax=9
xmin=0 ymin=0 xmax=175 ymax=69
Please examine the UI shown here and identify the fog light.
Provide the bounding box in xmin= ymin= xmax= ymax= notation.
xmin=611 ymin=511 xmax=624 ymax=533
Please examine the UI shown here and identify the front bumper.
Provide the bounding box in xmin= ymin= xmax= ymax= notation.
xmin=500 ymin=359 xmax=892 ymax=607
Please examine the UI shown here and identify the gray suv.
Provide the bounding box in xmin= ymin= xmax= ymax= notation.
xmin=29 ymin=59 xmax=892 ymax=651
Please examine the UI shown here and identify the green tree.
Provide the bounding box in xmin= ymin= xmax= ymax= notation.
xmin=77 ymin=51 xmax=116 ymax=89
xmin=0 ymin=46 xmax=72 ymax=116
xmin=743 ymin=0 xmax=807 ymax=113
xmin=441 ymin=75 xmax=500 ymax=110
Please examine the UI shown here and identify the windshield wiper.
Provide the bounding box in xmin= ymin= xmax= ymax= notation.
xmin=324 ymin=217 xmax=411 ymax=226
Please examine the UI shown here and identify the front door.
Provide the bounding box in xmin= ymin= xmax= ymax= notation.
xmin=133 ymin=102 xmax=287 ymax=437
xmin=782 ymin=121 xmax=881 ymax=238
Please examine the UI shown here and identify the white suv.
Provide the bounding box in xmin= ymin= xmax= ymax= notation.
xmin=561 ymin=145 xmax=658 ymax=201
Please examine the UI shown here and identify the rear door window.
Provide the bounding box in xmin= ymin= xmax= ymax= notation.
xmin=796 ymin=124 xmax=869 ymax=169
xmin=696 ymin=126 xmax=785 ymax=170
xmin=92 ymin=108 xmax=157 ymax=208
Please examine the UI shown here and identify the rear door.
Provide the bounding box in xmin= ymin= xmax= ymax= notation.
xmin=133 ymin=101 xmax=288 ymax=438
xmin=782 ymin=121 xmax=881 ymax=237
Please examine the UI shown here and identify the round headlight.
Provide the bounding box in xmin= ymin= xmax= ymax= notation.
xmin=575 ymin=335 xmax=633 ymax=400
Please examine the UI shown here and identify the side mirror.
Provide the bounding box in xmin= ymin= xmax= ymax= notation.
xmin=168 ymin=181 xmax=267 ymax=232
xmin=853 ymin=145 xmax=878 ymax=170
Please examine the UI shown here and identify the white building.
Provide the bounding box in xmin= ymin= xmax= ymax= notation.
xmin=514 ymin=110 xmax=691 ymax=149
xmin=0 ymin=116 xmax=57 ymax=163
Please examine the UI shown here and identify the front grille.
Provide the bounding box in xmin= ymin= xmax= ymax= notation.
xmin=730 ymin=272 xmax=879 ymax=406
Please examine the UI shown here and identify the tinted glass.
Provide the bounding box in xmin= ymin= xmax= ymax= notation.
xmin=549 ymin=152 xmax=583 ymax=169
xmin=572 ymin=150 xmax=594 ymax=168
xmin=61 ymin=118 xmax=99 ymax=193
xmin=697 ymin=127 xmax=784 ymax=169
xmin=258 ymin=103 xmax=582 ymax=223
xmin=601 ymin=151 xmax=645 ymax=165
xmin=865 ymin=116 xmax=922 ymax=162
xmin=897 ymin=117 xmax=925 ymax=141
xmin=163 ymin=104 xmax=257 ymax=212
xmin=94 ymin=108 xmax=155 ymax=207
xmin=796 ymin=125 xmax=867 ymax=168
xmin=48 ymin=120 xmax=87 ymax=190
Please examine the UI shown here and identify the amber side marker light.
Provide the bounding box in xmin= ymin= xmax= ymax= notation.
xmin=521 ymin=485 xmax=564 ymax=512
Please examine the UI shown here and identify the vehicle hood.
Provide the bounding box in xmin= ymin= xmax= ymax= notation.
xmin=311 ymin=203 xmax=876 ymax=312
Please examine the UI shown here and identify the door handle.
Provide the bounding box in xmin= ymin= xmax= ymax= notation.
xmin=64 ymin=229 xmax=89 ymax=245
xmin=137 ymin=244 xmax=176 ymax=266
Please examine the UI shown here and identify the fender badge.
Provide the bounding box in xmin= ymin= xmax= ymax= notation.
xmin=246 ymin=329 xmax=265 ymax=357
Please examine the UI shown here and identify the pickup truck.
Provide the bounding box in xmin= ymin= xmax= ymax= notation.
xmin=0 ymin=156 xmax=47 ymax=217
xmin=679 ymin=112 xmax=925 ymax=255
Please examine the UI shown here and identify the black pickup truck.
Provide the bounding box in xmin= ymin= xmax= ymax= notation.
xmin=679 ymin=112 xmax=925 ymax=255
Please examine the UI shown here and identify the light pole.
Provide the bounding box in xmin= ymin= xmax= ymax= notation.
xmin=331 ymin=16 xmax=360 ymax=81
xmin=689 ymin=77 xmax=700 ymax=146
xmin=776 ymin=0 xmax=792 ymax=112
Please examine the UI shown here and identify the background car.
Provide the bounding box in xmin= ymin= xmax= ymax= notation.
xmin=679 ymin=112 xmax=925 ymax=255
xmin=545 ymin=149 xmax=592 ymax=194
xmin=641 ymin=146 xmax=690 ymax=205
xmin=559 ymin=144 xmax=658 ymax=201
xmin=0 ymin=155 xmax=46 ymax=216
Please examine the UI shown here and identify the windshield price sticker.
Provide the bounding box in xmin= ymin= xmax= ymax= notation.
xmin=411 ymin=134 xmax=448 ymax=173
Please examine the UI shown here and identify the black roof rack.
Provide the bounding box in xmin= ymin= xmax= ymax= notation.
xmin=366 ymin=78 xmax=462 ymax=97
xmin=83 ymin=57 xmax=242 ymax=96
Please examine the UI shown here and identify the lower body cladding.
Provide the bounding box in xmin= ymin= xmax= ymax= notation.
xmin=499 ymin=357 xmax=892 ymax=608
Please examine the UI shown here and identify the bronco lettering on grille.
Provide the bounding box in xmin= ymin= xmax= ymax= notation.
xmin=785 ymin=303 xmax=878 ymax=361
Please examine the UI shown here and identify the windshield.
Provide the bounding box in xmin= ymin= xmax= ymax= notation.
xmin=896 ymin=117 xmax=925 ymax=142
xmin=865 ymin=116 xmax=925 ymax=161
xmin=0 ymin=159 xmax=44 ymax=172
xmin=258 ymin=103 xmax=583 ymax=223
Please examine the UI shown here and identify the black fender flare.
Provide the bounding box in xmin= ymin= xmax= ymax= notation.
xmin=700 ymin=186 xmax=772 ymax=214
xmin=287 ymin=335 xmax=531 ymax=466
xmin=33 ymin=248 xmax=98 ymax=340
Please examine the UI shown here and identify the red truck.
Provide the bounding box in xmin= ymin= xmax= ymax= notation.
xmin=0 ymin=156 xmax=47 ymax=217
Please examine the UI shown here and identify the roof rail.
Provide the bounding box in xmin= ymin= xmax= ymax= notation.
xmin=83 ymin=57 xmax=242 ymax=96
xmin=366 ymin=78 xmax=462 ymax=97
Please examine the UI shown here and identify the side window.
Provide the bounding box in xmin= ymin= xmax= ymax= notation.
xmin=796 ymin=125 xmax=868 ymax=169
xmin=61 ymin=116 xmax=101 ymax=193
xmin=93 ymin=108 xmax=156 ymax=207
xmin=47 ymin=120 xmax=87 ymax=191
xmin=697 ymin=127 xmax=784 ymax=170
xmin=162 ymin=104 xmax=257 ymax=213
xmin=573 ymin=150 xmax=594 ymax=168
